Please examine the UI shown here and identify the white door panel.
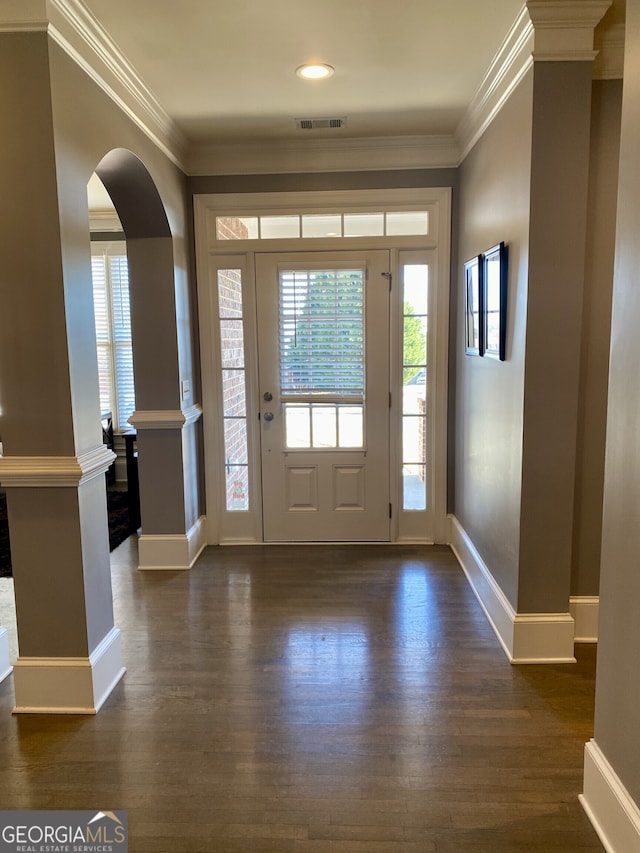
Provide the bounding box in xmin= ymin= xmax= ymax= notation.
xmin=256 ymin=251 xmax=390 ymax=541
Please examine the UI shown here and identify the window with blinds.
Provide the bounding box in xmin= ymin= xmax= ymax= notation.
xmin=279 ymin=268 xmax=365 ymax=449
xmin=91 ymin=242 xmax=135 ymax=432
xmin=279 ymin=268 xmax=365 ymax=398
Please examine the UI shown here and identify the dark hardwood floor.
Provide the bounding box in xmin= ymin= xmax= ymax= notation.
xmin=0 ymin=541 xmax=602 ymax=852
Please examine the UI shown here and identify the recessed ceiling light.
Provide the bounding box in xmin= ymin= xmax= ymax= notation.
xmin=296 ymin=63 xmax=334 ymax=80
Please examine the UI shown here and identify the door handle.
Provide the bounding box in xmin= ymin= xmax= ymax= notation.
xmin=263 ymin=411 xmax=274 ymax=422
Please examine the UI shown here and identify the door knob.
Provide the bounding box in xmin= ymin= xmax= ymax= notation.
xmin=263 ymin=411 xmax=274 ymax=422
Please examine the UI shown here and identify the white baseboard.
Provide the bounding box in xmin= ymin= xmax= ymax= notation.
xmin=0 ymin=627 xmax=12 ymax=684
xmin=138 ymin=515 xmax=206 ymax=570
xmin=12 ymin=626 xmax=125 ymax=714
xmin=581 ymin=739 xmax=640 ymax=853
xmin=570 ymin=596 xmax=599 ymax=642
xmin=449 ymin=516 xmax=576 ymax=663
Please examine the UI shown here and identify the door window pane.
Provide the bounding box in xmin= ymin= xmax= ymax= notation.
xmin=284 ymin=403 xmax=364 ymax=449
xmin=312 ymin=405 xmax=337 ymax=448
xmin=338 ymin=406 xmax=363 ymax=448
xmin=285 ymin=405 xmax=311 ymax=448
xmin=279 ymin=269 xmax=364 ymax=397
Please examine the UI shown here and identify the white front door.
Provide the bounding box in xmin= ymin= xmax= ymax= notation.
xmin=256 ymin=251 xmax=390 ymax=541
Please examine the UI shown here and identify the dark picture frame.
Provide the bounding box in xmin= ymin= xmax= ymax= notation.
xmin=482 ymin=242 xmax=508 ymax=361
xmin=464 ymin=255 xmax=483 ymax=356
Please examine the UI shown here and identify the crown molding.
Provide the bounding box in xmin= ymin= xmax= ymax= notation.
xmin=456 ymin=5 xmax=535 ymax=163
xmin=0 ymin=0 xmax=188 ymax=170
xmin=186 ymin=134 xmax=460 ymax=176
xmin=527 ymin=0 xmax=612 ymax=58
xmin=594 ymin=21 xmax=625 ymax=79
xmin=456 ymin=0 xmax=620 ymax=162
xmin=1 ymin=0 xmax=623 ymax=179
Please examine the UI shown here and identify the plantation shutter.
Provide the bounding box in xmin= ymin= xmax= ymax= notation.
xmin=109 ymin=255 xmax=136 ymax=430
xmin=91 ymin=255 xmax=114 ymax=415
xmin=278 ymin=268 xmax=365 ymax=400
xmin=91 ymin=243 xmax=136 ymax=431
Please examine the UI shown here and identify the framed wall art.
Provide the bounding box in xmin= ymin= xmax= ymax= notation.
xmin=482 ymin=242 xmax=508 ymax=361
xmin=464 ymin=255 xmax=483 ymax=356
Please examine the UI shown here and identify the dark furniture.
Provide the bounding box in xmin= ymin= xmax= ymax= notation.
xmin=123 ymin=429 xmax=140 ymax=531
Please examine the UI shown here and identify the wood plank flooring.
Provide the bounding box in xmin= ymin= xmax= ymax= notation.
xmin=0 ymin=541 xmax=602 ymax=852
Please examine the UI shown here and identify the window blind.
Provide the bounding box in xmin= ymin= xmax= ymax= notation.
xmin=91 ymin=244 xmax=135 ymax=431
xmin=279 ymin=269 xmax=365 ymax=399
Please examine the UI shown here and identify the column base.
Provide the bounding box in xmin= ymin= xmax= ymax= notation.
xmin=570 ymin=595 xmax=600 ymax=642
xmin=138 ymin=516 xmax=206 ymax=570
xmin=581 ymin=739 xmax=640 ymax=853
xmin=13 ymin=627 xmax=125 ymax=714
xmin=450 ymin=515 xmax=576 ymax=663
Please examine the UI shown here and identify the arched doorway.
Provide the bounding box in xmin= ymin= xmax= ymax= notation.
xmin=93 ymin=150 xmax=204 ymax=571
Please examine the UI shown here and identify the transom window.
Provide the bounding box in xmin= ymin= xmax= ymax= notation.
xmin=216 ymin=210 xmax=429 ymax=241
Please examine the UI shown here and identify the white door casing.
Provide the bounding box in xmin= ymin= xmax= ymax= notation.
xmin=193 ymin=188 xmax=451 ymax=546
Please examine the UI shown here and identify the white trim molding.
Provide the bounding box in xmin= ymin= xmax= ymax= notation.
xmin=456 ymin=6 xmax=535 ymax=163
xmin=594 ymin=21 xmax=625 ymax=80
xmin=138 ymin=515 xmax=206 ymax=570
xmin=0 ymin=627 xmax=12 ymax=684
xmin=0 ymin=0 xmax=187 ymax=169
xmin=527 ymin=0 xmax=612 ymax=60
xmin=128 ymin=404 xmax=203 ymax=430
xmin=0 ymin=1 xmax=622 ymax=177
xmin=570 ymin=596 xmax=600 ymax=642
xmin=0 ymin=445 xmax=115 ymax=487
xmin=456 ymin=1 xmax=621 ymax=162
xmin=12 ymin=626 xmax=125 ymax=714
xmin=449 ymin=516 xmax=576 ymax=663
xmin=581 ymin=739 xmax=640 ymax=853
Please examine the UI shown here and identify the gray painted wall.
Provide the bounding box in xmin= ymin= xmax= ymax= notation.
xmin=518 ymin=61 xmax=594 ymax=614
xmin=0 ymin=30 xmax=200 ymax=658
xmin=455 ymin=63 xmax=614 ymax=615
xmin=455 ymin=71 xmax=533 ymax=609
xmin=0 ymin=33 xmax=76 ymax=457
xmin=46 ymin=40 xmax=201 ymax=537
xmin=571 ymin=79 xmax=622 ymax=598
xmin=594 ymin=0 xmax=640 ymax=804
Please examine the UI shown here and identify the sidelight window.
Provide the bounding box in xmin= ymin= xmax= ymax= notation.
xmin=217 ymin=269 xmax=250 ymax=511
xmin=401 ymin=263 xmax=428 ymax=510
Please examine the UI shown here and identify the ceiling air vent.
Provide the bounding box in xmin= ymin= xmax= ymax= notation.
xmin=294 ymin=116 xmax=347 ymax=130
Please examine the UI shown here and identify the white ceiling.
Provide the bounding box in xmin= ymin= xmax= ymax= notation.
xmin=82 ymin=0 xmax=525 ymax=144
